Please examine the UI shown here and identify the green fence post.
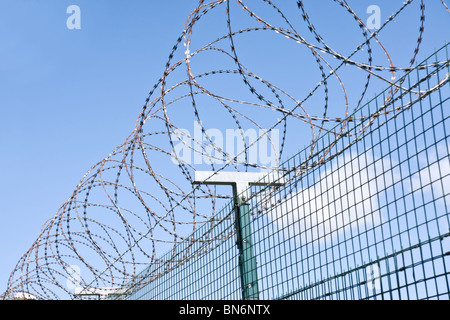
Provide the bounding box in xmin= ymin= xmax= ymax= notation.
xmin=234 ymin=195 xmax=259 ymax=300
xmin=194 ymin=171 xmax=285 ymax=300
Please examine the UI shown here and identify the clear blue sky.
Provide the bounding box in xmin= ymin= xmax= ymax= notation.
xmin=0 ymin=0 xmax=196 ymax=293
xmin=0 ymin=0 xmax=449 ymax=296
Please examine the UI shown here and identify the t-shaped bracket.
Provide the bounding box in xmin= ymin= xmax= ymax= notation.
xmin=194 ymin=171 xmax=285 ymax=202
xmin=194 ymin=171 xmax=285 ymax=300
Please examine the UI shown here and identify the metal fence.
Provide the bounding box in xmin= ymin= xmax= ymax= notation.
xmin=117 ymin=44 xmax=450 ymax=300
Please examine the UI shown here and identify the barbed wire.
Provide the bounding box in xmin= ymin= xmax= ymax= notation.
xmin=2 ymin=0 xmax=449 ymax=300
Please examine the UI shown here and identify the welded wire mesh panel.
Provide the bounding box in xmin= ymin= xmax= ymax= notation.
xmin=119 ymin=45 xmax=449 ymax=300
xmin=248 ymin=45 xmax=450 ymax=300
xmin=121 ymin=202 xmax=242 ymax=300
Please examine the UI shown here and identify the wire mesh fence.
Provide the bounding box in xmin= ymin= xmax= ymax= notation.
xmin=115 ymin=43 xmax=450 ymax=300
